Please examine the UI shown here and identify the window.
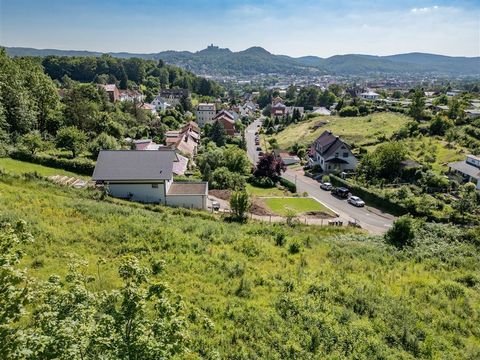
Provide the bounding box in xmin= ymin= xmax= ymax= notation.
xmin=343 ymin=152 xmax=348 ymax=158
xmin=335 ymin=152 xmax=339 ymax=157
xmin=151 ymin=184 xmax=159 ymax=188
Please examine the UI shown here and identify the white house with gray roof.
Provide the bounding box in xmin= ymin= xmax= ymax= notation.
xmin=308 ymin=131 xmax=358 ymax=173
xmin=92 ymin=149 xmax=208 ymax=209
xmin=448 ymin=155 xmax=480 ymax=190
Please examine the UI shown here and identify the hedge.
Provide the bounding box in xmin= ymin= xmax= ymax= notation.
xmin=9 ymin=150 xmax=95 ymax=176
xmin=329 ymin=174 xmax=408 ymax=216
xmin=279 ymin=177 xmax=297 ymax=193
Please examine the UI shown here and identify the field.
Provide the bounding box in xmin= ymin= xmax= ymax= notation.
xmin=0 ymin=169 xmax=479 ymax=358
xmin=269 ymin=112 xmax=410 ymax=149
xmin=263 ymin=197 xmax=335 ymax=216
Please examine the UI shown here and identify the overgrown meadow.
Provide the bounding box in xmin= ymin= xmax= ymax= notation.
xmin=0 ymin=170 xmax=479 ymax=359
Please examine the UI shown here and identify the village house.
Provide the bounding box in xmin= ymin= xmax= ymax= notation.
xmin=99 ymin=84 xmax=120 ymax=102
xmin=359 ymin=90 xmax=380 ymax=100
xmin=119 ymin=89 xmax=145 ymax=102
xmin=308 ymin=130 xmax=358 ymax=173
xmin=448 ymin=155 xmax=480 ymax=190
xmin=133 ymin=139 xmax=190 ymax=175
xmin=165 ymin=121 xmax=200 ymax=157
xmin=92 ymin=149 xmax=208 ymax=209
xmin=213 ymin=110 xmax=236 ymax=136
xmin=270 ymin=99 xmax=304 ymax=118
xmin=195 ymin=103 xmax=216 ymax=127
xmin=158 ymin=89 xmax=189 ymax=107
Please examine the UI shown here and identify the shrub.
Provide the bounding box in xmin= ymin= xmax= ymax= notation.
xmin=288 ymin=241 xmax=301 ymax=254
xmin=279 ymin=177 xmax=297 ymax=193
xmin=339 ymin=106 xmax=359 ymax=117
xmin=385 ymin=216 xmax=416 ymax=249
xmin=230 ymin=190 xmax=250 ymax=221
xmin=9 ymin=150 xmax=95 ymax=175
xmin=274 ymin=232 xmax=286 ymax=247
xmin=89 ymin=133 xmax=119 ymax=158
xmin=248 ymin=176 xmax=275 ymax=188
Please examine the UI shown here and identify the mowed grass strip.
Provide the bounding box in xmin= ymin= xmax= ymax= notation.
xmin=246 ymin=184 xmax=290 ymax=197
xmin=263 ymin=197 xmax=335 ymax=216
xmin=270 ymin=112 xmax=410 ymax=149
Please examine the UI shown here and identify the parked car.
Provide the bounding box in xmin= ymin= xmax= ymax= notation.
xmin=258 ymin=151 xmax=264 ymax=156
xmin=331 ymin=187 xmax=350 ymax=198
xmin=211 ymin=201 xmax=220 ymax=211
xmin=347 ymin=196 xmax=365 ymax=207
xmin=320 ymin=182 xmax=333 ymax=191
xmin=255 ymin=141 xmax=260 ymax=145
xmin=256 ymin=147 xmax=262 ymax=151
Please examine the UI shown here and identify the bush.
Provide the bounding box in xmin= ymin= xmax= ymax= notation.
xmin=288 ymin=241 xmax=301 ymax=254
xmin=9 ymin=150 xmax=95 ymax=175
xmin=89 ymin=133 xmax=119 ymax=158
xmin=339 ymin=106 xmax=359 ymax=117
xmin=248 ymin=176 xmax=275 ymax=188
xmin=279 ymin=177 xmax=297 ymax=193
xmin=385 ymin=216 xmax=416 ymax=249
xmin=274 ymin=232 xmax=286 ymax=247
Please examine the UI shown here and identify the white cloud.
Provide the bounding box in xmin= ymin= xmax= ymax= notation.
xmin=411 ymin=5 xmax=439 ymax=14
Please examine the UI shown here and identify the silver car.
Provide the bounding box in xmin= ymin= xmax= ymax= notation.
xmin=347 ymin=196 xmax=365 ymax=207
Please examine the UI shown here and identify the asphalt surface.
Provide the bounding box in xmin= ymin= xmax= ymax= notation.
xmin=245 ymin=119 xmax=395 ymax=234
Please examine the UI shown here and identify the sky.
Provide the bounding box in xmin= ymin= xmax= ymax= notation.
xmin=1 ymin=0 xmax=479 ymax=57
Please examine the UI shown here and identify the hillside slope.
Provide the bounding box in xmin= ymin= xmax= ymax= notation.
xmin=5 ymin=46 xmax=479 ymax=76
xmin=0 ymin=166 xmax=479 ymax=358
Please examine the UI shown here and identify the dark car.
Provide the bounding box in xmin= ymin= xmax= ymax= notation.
xmin=256 ymin=147 xmax=262 ymax=151
xmin=258 ymin=151 xmax=264 ymax=157
xmin=331 ymin=187 xmax=350 ymax=198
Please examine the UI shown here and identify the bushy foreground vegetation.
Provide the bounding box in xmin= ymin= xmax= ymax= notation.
xmin=0 ymin=170 xmax=479 ymax=358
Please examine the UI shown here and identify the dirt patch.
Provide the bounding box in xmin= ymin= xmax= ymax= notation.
xmin=209 ymin=189 xmax=231 ymax=201
xmin=304 ymin=211 xmax=336 ymax=219
xmin=250 ymin=198 xmax=274 ymax=216
xmin=311 ymin=120 xmax=329 ymax=130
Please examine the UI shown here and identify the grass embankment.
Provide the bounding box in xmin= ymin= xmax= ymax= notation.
xmin=0 ymin=157 xmax=89 ymax=179
xmin=263 ymin=197 xmax=335 ymax=217
xmin=0 ymin=169 xmax=479 ymax=358
xmin=269 ymin=112 xmax=410 ymax=149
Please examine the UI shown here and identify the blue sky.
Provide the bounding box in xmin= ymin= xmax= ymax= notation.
xmin=1 ymin=0 xmax=479 ymax=57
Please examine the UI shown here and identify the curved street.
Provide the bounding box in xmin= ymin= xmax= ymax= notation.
xmin=245 ymin=119 xmax=395 ymax=234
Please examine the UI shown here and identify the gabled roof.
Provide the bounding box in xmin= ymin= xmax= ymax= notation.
xmin=92 ymin=150 xmax=178 ymax=181
xmin=213 ymin=109 xmax=235 ymax=120
xmin=448 ymin=161 xmax=480 ymax=179
xmin=313 ymin=131 xmax=352 ymax=158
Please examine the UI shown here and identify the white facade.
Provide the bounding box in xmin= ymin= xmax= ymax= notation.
xmin=195 ymin=103 xmax=216 ymax=127
xmin=166 ymin=194 xmax=207 ymax=209
xmin=151 ymin=96 xmax=172 ymax=112
xmin=107 ymin=182 xmax=168 ymax=203
xmin=359 ymin=91 xmax=380 ymax=100
xmin=312 ymin=146 xmax=358 ymax=172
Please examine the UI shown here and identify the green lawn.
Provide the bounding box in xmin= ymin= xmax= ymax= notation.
xmin=269 ymin=112 xmax=410 ymax=150
xmin=0 ymin=157 xmax=88 ymax=179
xmin=246 ymin=183 xmax=291 ymax=197
xmin=263 ymin=197 xmax=336 ymax=216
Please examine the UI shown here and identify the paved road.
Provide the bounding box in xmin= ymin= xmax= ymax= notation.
xmin=245 ymin=119 xmax=395 ymax=234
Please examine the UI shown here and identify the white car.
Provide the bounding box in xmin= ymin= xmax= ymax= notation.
xmin=347 ymin=196 xmax=365 ymax=207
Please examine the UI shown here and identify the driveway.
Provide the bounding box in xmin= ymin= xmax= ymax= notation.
xmin=245 ymin=120 xmax=395 ymax=234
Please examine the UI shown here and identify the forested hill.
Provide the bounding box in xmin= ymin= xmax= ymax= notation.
xmin=5 ymin=45 xmax=480 ymax=76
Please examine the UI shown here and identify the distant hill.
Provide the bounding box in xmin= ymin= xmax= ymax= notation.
xmin=4 ymin=45 xmax=480 ymax=77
